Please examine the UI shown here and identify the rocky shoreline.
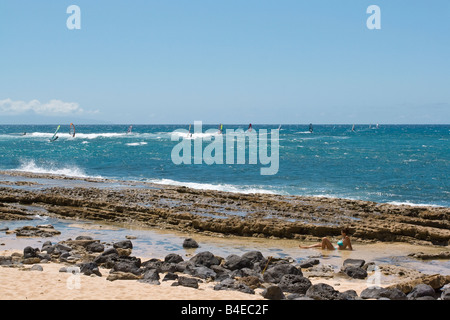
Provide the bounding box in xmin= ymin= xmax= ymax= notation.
xmin=0 ymin=171 xmax=449 ymax=246
xmin=1 ymin=229 xmax=450 ymax=300
xmin=1 ymin=171 xmax=450 ymax=300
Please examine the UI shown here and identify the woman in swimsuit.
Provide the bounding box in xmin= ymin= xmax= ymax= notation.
xmin=299 ymin=227 xmax=353 ymax=251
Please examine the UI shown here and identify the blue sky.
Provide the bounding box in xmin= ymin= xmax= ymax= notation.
xmin=0 ymin=0 xmax=449 ymax=124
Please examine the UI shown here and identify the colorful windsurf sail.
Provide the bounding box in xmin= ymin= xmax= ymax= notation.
xmin=127 ymin=125 xmax=133 ymax=134
xmin=70 ymin=123 xmax=76 ymax=138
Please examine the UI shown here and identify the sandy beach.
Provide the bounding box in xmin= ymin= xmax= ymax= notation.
xmin=0 ymin=249 xmax=401 ymax=301
xmin=0 ymin=250 xmax=264 ymax=300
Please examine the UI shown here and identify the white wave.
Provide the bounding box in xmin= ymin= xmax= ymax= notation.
xmin=75 ymin=133 xmax=128 ymax=139
xmin=387 ymin=201 xmax=443 ymax=208
xmin=171 ymin=131 xmax=220 ymax=140
xmin=126 ymin=142 xmax=148 ymax=146
xmin=311 ymin=194 xmax=358 ymax=201
xmin=12 ymin=160 xmax=103 ymax=179
xmin=27 ymin=132 xmax=127 ymax=140
xmin=146 ymin=178 xmax=276 ymax=195
xmin=403 ymin=159 xmax=418 ymax=163
xmin=33 ymin=214 xmax=49 ymax=220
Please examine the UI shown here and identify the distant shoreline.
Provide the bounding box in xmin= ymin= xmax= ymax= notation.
xmin=1 ymin=123 xmax=450 ymax=126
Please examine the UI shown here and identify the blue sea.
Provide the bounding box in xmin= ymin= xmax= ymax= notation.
xmin=0 ymin=124 xmax=448 ymax=207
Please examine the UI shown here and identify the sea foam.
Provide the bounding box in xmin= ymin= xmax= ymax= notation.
xmin=12 ymin=160 xmax=102 ymax=179
xmin=146 ymin=178 xmax=277 ymax=195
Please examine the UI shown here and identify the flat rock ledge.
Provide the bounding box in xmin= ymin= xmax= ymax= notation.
xmin=0 ymin=178 xmax=449 ymax=246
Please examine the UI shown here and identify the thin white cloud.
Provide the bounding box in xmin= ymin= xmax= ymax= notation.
xmin=0 ymin=98 xmax=99 ymax=115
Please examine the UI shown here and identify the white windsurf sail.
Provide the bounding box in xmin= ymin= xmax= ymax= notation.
xmin=50 ymin=125 xmax=60 ymax=142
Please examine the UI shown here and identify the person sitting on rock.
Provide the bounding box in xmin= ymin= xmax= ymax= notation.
xmin=299 ymin=227 xmax=353 ymax=250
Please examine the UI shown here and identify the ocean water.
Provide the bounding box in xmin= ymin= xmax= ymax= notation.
xmin=0 ymin=124 xmax=448 ymax=207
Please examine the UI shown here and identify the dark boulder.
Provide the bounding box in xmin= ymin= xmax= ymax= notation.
xmin=340 ymin=290 xmax=359 ymax=300
xmin=263 ymin=264 xmax=302 ymax=284
xmin=214 ymin=278 xmax=236 ymax=290
xmin=262 ymin=285 xmax=285 ymax=300
xmin=184 ymin=265 xmax=217 ymax=280
xmin=163 ymin=272 xmax=179 ymax=281
xmin=242 ymin=251 xmax=266 ymax=265
xmin=173 ymin=276 xmax=200 ymax=289
xmin=142 ymin=258 xmax=163 ymax=272
xmin=23 ymin=246 xmax=39 ymax=259
xmin=407 ymin=284 xmax=436 ymax=300
xmin=160 ymin=262 xmax=179 ymax=273
xmin=224 ymin=254 xmax=253 ymax=271
xmin=343 ymin=258 xmax=365 ymax=268
xmin=55 ymin=243 xmax=72 ymax=252
xmin=139 ymin=269 xmax=160 ymax=285
xmin=189 ymin=251 xmax=220 ymax=268
xmin=305 ymin=283 xmax=342 ymax=300
xmin=86 ymin=242 xmax=104 ymax=253
xmin=59 ymin=252 xmax=71 ymax=262
xmin=360 ymin=286 xmax=407 ymax=300
xmin=214 ymin=278 xmax=255 ymax=295
xmin=210 ymin=264 xmax=231 ymax=277
xmin=298 ymin=259 xmax=320 ymax=268
xmin=30 ymin=264 xmax=43 ymax=272
xmin=41 ymin=241 xmax=52 ymax=249
xmin=111 ymin=260 xmax=141 ymax=275
xmin=342 ymin=265 xmax=368 ymax=279
xmin=278 ymin=274 xmax=312 ymax=294
xmin=79 ymin=262 xmax=102 ymax=277
xmin=164 ymin=253 xmax=184 ymax=264
xmin=75 ymin=236 xmax=93 ymax=240
xmin=93 ymin=248 xmax=119 ymax=267
xmin=230 ymin=267 xmax=261 ymax=279
xmin=183 ymin=238 xmax=199 ymax=248
xmin=113 ymin=240 xmax=133 ymax=250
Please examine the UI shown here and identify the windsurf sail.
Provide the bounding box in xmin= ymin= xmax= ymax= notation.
xmin=309 ymin=123 xmax=313 ymax=133
xmin=50 ymin=125 xmax=60 ymax=142
xmin=218 ymin=124 xmax=223 ymax=134
xmin=248 ymin=123 xmax=253 ymax=132
xmin=188 ymin=124 xmax=192 ymax=137
xmin=69 ymin=123 xmax=76 ymax=138
xmin=127 ymin=125 xmax=133 ymax=134
xmin=352 ymin=124 xmax=355 ymax=132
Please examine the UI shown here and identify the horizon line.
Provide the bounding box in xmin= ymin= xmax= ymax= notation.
xmin=0 ymin=123 xmax=449 ymax=126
